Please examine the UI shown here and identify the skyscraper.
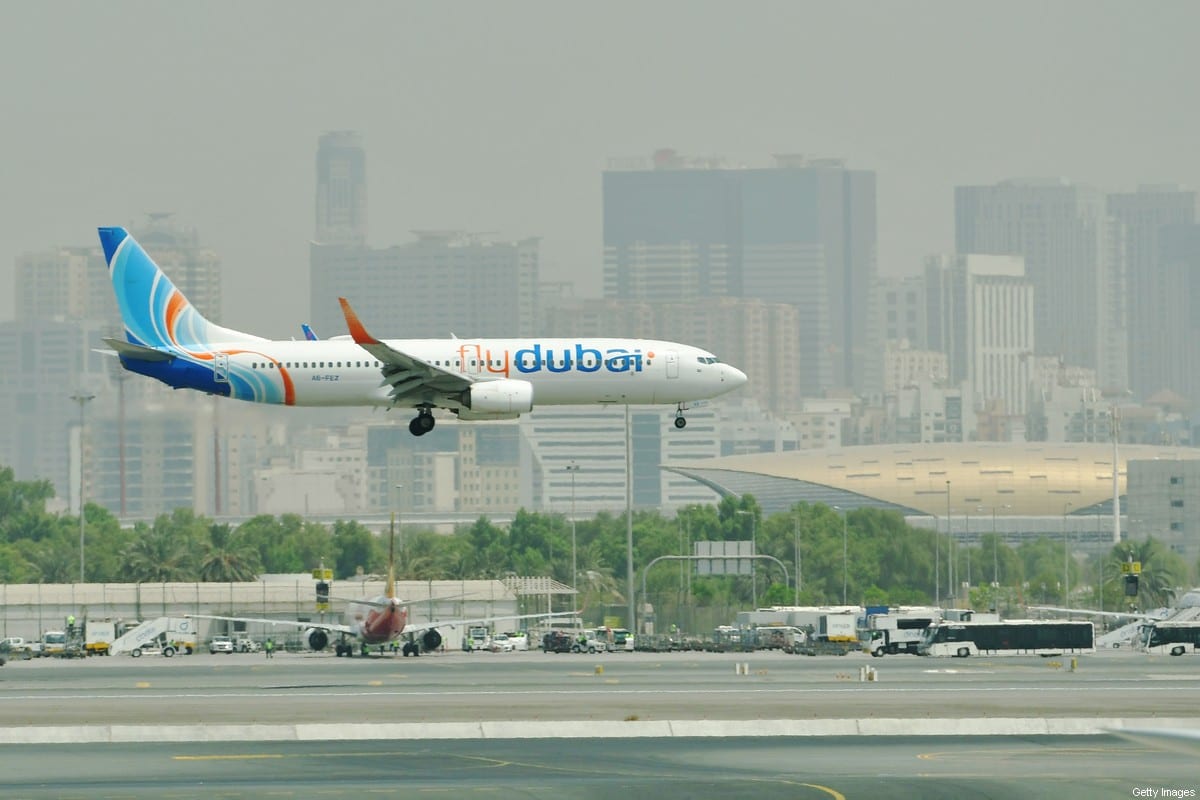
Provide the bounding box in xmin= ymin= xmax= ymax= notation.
xmin=956 ymin=179 xmax=1126 ymax=390
xmin=603 ymin=151 xmax=878 ymax=396
xmin=311 ymin=231 xmax=540 ymax=338
xmin=315 ymin=131 xmax=368 ymax=246
xmin=1107 ymin=185 xmax=1197 ymax=401
xmin=925 ymin=254 xmax=1034 ymax=416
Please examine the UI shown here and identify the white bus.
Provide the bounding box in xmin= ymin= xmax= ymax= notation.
xmin=918 ymin=620 xmax=1094 ymax=658
xmin=1139 ymin=620 xmax=1200 ymax=656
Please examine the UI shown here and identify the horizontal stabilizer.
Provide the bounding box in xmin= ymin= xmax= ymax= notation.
xmin=102 ymin=337 xmax=175 ymax=362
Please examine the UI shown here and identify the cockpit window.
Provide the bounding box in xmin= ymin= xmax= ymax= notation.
xmin=696 ymin=356 xmax=722 ymax=364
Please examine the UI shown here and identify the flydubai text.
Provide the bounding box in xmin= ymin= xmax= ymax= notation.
xmin=456 ymin=343 xmax=652 ymax=377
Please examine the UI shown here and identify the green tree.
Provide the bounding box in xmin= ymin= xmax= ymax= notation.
xmin=332 ymin=519 xmax=380 ymax=579
xmin=199 ymin=523 xmax=262 ymax=582
xmin=120 ymin=522 xmax=196 ymax=582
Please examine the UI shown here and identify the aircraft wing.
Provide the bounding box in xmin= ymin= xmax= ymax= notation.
xmin=403 ymin=610 xmax=579 ymax=638
xmin=187 ymin=613 xmax=357 ymax=637
xmin=338 ymin=297 xmax=474 ymax=405
xmin=1027 ymin=605 xmax=1160 ymax=621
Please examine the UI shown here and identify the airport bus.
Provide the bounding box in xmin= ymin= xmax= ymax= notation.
xmin=917 ymin=619 xmax=1094 ymax=658
xmin=1138 ymin=620 xmax=1200 ymax=656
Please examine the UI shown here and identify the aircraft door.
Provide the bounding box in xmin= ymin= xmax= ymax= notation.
xmin=213 ymin=353 xmax=230 ymax=384
xmin=665 ymin=351 xmax=679 ymax=379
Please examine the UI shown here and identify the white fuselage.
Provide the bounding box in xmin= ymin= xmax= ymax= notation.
xmin=219 ymin=337 xmax=743 ymax=408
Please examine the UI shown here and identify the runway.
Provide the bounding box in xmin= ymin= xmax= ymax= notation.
xmin=1 ymin=649 xmax=1197 ymax=798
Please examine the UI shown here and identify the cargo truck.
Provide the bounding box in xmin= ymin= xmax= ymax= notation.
xmin=862 ymin=612 xmax=936 ymax=657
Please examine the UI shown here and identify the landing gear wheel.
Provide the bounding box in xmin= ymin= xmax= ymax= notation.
xmin=409 ymin=410 xmax=436 ymax=436
xmin=674 ymin=416 xmax=687 ymax=429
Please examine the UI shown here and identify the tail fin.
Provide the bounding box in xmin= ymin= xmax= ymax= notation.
xmin=98 ymin=227 xmax=265 ymax=352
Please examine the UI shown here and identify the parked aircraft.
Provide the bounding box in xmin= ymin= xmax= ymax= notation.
xmin=192 ymin=524 xmax=570 ymax=657
xmin=98 ymin=227 xmax=747 ymax=435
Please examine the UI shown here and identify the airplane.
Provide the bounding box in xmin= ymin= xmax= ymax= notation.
xmin=190 ymin=522 xmax=573 ymax=657
xmin=97 ymin=227 xmax=748 ymax=435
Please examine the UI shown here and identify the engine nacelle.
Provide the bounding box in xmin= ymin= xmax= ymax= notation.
xmin=461 ymin=379 xmax=533 ymax=415
xmin=421 ymin=629 xmax=443 ymax=652
xmin=304 ymin=628 xmax=329 ymax=651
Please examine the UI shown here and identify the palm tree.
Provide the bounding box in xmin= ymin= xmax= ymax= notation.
xmin=121 ymin=526 xmax=195 ymax=582
xmin=199 ymin=524 xmax=262 ymax=582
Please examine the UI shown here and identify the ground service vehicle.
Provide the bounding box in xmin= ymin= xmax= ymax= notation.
xmin=110 ymin=617 xmax=198 ymax=657
xmin=0 ymin=637 xmax=41 ymax=660
xmin=571 ymin=630 xmax=605 ymax=654
xmin=209 ymin=635 xmax=235 ymax=654
xmin=84 ymin=619 xmax=122 ymax=655
xmin=236 ymin=637 xmax=261 ymax=653
xmin=42 ymin=630 xmax=83 ymax=658
xmin=918 ymin=619 xmax=1094 ymax=658
xmin=463 ymin=625 xmax=490 ymax=652
xmin=542 ymin=630 xmax=573 ymax=653
xmin=489 ymin=633 xmax=515 ymax=652
xmin=863 ymin=614 xmax=935 ymax=657
xmin=1139 ymin=620 xmax=1200 ymax=655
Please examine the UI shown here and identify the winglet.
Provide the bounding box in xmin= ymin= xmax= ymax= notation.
xmin=301 ymin=323 xmax=318 ymax=341
xmin=338 ymin=297 xmax=380 ymax=345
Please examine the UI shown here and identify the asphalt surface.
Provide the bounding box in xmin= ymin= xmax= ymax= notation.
xmin=0 ymin=648 xmax=1197 ymax=799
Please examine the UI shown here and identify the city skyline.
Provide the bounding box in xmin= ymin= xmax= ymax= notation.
xmin=3 ymin=3 xmax=1198 ymax=337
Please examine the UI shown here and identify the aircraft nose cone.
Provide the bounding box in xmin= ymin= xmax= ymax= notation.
xmin=725 ymin=365 xmax=748 ymax=387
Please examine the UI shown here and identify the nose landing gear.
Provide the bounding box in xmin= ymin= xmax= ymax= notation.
xmin=673 ymin=404 xmax=688 ymax=429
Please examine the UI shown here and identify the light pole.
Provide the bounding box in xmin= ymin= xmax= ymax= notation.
xmin=394 ymin=483 xmax=404 ymax=577
xmin=832 ymin=506 xmax=848 ymax=605
xmin=945 ymin=480 xmax=952 ymax=607
xmin=793 ymin=511 xmax=801 ymax=605
xmin=1062 ymin=501 xmax=1073 ymax=605
xmin=736 ymin=510 xmax=757 ymax=607
xmin=71 ymin=392 xmax=95 ymax=583
xmin=565 ymin=462 xmax=580 ymax=610
xmin=988 ymin=504 xmax=1010 ymax=587
xmin=931 ymin=513 xmax=941 ymax=607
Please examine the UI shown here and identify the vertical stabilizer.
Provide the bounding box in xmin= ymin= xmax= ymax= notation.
xmin=98 ymin=227 xmax=265 ymax=351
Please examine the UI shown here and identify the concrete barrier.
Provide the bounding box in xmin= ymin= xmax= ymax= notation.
xmin=0 ymin=717 xmax=1198 ymax=744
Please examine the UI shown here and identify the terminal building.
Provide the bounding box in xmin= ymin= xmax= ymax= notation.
xmin=667 ymin=442 xmax=1200 ymax=558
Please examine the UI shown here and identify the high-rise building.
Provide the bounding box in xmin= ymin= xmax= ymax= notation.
xmin=1146 ymin=224 xmax=1200 ymax=407
xmin=0 ymin=319 xmax=111 ymax=501
xmin=956 ymin=179 xmax=1126 ymax=390
xmin=310 ymin=231 xmax=540 ymax=338
xmin=877 ymin=275 xmax=927 ymax=347
xmin=603 ymin=151 xmax=878 ymax=396
xmin=1107 ymin=186 xmax=1197 ymax=401
xmin=15 ymin=247 xmax=114 ymax=326
xmin=925 ymin=254 xmax=1034 ymax=416
xmin=315 ymin=131 xmax=368 ymax=246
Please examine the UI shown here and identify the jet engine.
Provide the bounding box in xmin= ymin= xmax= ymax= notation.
xmin=460 ymin=379 xmax=533 ymax=415
xmin=304 ymin=628 xmax=329 ymax=651
xmin=421 ymin=629 xmax=443 ymax=652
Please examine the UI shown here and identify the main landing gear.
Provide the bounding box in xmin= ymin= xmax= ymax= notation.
xmin=408 ymin=407 xmax=436 ymax=436
xmin=674 ymin=404 xmax=688 ymax=429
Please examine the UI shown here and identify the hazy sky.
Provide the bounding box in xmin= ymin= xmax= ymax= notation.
xmin=2 ymin=2 xmax=1197 ymax=337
